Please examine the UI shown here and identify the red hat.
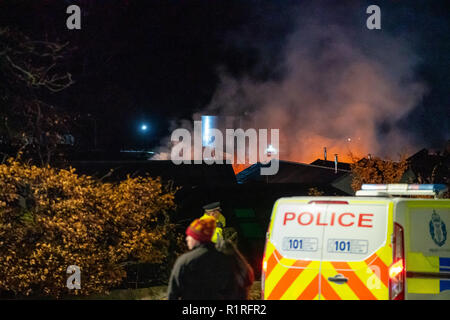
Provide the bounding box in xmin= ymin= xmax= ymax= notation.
xmin=186 ymin=217 xmax=216 ymax=243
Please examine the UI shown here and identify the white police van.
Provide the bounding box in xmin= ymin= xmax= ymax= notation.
xmin=261 ymin=184 xmax=450 ymax=300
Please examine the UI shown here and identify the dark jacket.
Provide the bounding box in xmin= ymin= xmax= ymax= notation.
xmin=167 ymin=242 xmax=234 ymax=300
xmin=218 ymin=240 xmax=254 ymax=300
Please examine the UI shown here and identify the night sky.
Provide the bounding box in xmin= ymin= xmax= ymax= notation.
xmin=1 ymin=0 xmax=449 ymax=153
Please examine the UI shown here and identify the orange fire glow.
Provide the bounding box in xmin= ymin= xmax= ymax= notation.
xmin=231 ymin=137 xmax=367 ymax=175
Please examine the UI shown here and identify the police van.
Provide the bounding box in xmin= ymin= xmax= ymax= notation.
xmin=261 ymin=184 xmax=450 ymax=300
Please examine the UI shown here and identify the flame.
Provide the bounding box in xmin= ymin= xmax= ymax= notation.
xmin=232 ymin=163 xmax=251 ymax=174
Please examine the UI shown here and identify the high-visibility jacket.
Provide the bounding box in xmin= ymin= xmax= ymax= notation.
xmin=200 ymin=213 xmax=226 ymax=244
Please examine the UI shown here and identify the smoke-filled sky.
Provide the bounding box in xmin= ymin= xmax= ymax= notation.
xmin=2 ymin=0 xmax=449 ymax=159
xmin=202 ymin=3 xmax=428 ymax=163
xmin=160 ymin=0 xmax=449 ymax=163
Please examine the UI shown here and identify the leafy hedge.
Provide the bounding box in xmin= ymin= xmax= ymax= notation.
xmin=350 ymin=155 xmax=408 ymax=192
xmin=0 ymin=157 xmax=180 ymax=297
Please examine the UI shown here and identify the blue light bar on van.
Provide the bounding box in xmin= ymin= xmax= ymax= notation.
xmin=308 ymin=200 xmax=349 ymax=205
xmin=361 ymin=184 xmax=447 ymax=192
xmin=358 ymin=184 xmax=448 ymax=197
xmin=407 ymin=184 xmax=447 ymax=192
xmin=361 ymin=184 xmax=389 ymax=190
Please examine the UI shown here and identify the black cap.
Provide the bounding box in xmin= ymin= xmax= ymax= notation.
xmin=203 ymin=202 xmax=221 ymax=212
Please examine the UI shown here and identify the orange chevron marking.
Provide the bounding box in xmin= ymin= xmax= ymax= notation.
xmin=365 ymin=253 xmax=389 ymax=288
xmin=331 ymin=262 xmax=378 ymax=300
xmin=320 ymin=275 xmax=342 ymax=300
xmin=265 ymin=249 xmax=280 ymax=279
xmin=267 ymin=259 xmax=312 ymax=300
xmin=296 ymin=274 xmax=320 ymax=300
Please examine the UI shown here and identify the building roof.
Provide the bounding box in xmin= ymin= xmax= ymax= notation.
xmin=236 ymin=160 xmax=350 ymax=185
xmin=310 ymin=159 xmax=352 ymax=171
xmin=406 ymin=148 xmax=450 ymax=184
xmin=69 ymin=160 xmax=237 ymax=187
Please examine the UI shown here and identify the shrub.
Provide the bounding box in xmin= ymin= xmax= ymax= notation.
xmin=307 ymin=187 xmax=324 ymax=196
xmin=350 ymin=154 xmax=408 ymax=192
xmin=0 ymin=157 xmax=178 ymax=297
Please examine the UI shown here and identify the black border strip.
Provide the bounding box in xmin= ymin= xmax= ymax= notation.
xmin=406 ymin=271 xmax=450 ymax=279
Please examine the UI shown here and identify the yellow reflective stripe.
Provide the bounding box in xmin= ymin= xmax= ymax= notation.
xmin=265 ymin=256 xmax=297 ymax=297
xmin=407 ymin=278 xmax=440 ymax=294
xmin=367 ymin=246 xmax=392 ymax=291
xmin=280 ymin=261 xmax=320 ymax=300
xmin=263 ymin=241 xmax=275 ymax=282
xmin=403 ymin=200 xmax=447 ymax=295
xmin=321 ymin=262 xmax=359 ymax=300
xmin=347 ymin=260 xmax=388 ymax=300
xmin=265 ymin=239 xmax=322 ymax=300
xmin=363 ymin=265 xmax=388 ymax=299
xmin=267 ymin=202 xmax=279 ymax=235
xmin=376 ymin=245 xmax=392 ymax=267
xmin=265 ymin=198 xmax=395 ymax=300
xmin=407 ymin=253 xmax=439 ymax=272
xmin=405 ymin=200 xmax=450 ymax=208
xmin=387 ymin=202 xmax=394 ymax=246
xmin=264 ymin=241 xmax=275 ymax=260
xmin=406 ymin=253 xmax=440 ymax=294
xmin=364 ymin=260 xmax=389 ymax=300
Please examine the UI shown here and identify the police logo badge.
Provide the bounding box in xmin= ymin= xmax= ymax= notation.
xmin=429 ymin=210 xmax=447 ymax=247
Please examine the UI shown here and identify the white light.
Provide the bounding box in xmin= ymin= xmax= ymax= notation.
xmin=204 ymin=117 xmax=210 ymax=143
xmin=202 ymin=115 xmax=216 ymax=147
xmin=266 ymin=144 xmax=278 ymax=154
xmin=141 ymin=124 xmax=148 ymax=131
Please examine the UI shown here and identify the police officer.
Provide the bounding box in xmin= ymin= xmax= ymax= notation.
xmin=200 ymin=202 xmax=226 ymax=245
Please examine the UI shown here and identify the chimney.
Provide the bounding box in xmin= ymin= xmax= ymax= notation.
xmin=368 ymin=153 xmax=372 ymax=160
xmin=324 ymin=147 xmax=327 ymax=161
xmin=334 ymin=154 xmax=338 ymax=174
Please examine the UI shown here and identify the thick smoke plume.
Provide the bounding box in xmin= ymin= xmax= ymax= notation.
xmin=156 ymin=5 xmax=426 ymax=165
